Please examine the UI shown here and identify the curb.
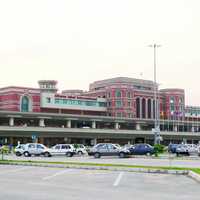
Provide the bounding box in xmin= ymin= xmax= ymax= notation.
xmin=0 ymin=161 xmax=188 ymax=175
xmin=188 ymin=171 xmax=200 ymax=183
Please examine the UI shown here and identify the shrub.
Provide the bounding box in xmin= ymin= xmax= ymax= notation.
xmin=153 ymin=144 xmax=166 ymax=156
xmin=0 ymin=145 xmax=9 ymax=154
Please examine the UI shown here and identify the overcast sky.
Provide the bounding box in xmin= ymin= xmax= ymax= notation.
xmin=0 ymin=0 xmax=199 ymax=106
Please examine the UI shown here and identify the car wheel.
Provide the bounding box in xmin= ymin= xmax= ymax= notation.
xmin=66 ymin=152 xmax=72 ymax=157
xmin=146 ymin=152 xmax=151 ymax=156
xmin=15 ymin=152 xmax=22 ymax=157
xmin=78 ymin=151 xmax=83 ymax=156
xmin=24 ymin=151 xmax=30 ymax=157
xmin=44 ymin=152 xmax=50 ymax=157
xmin=119 ymin=152 xmax=125 ymax=158
xmin=94 ymin=152 xmax=101 ymax=158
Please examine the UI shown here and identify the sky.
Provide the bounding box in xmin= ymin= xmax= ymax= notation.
xmin=0 ymin=0 xmax=199 ymax=106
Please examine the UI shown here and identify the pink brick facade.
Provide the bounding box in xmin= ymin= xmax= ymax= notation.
xmin=0 ymin=78 xmax=190 ymax=120
xmin=0 ymin=87 xmax=41 ymax=112
xmin=85 ymin=77 xmax=165 ymax=119
xmin=160 ymin=89 xmax=185 ymax=120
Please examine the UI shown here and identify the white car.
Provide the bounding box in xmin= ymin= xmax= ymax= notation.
xmin=176 ymin=144 xmax=198 ymax=156
xmin=197 ymin=145 xmax=200 ymax=156
xmin=50 ymin=144 xmax=76 ymax=157
xmin=186 ymin=144 xmax=198 ymax=154
xmin=14 ymin=144 xmax=25 ymax=156
xmin=18 ymin=143 xmax=52 ymax=157
xmin=73 ymin=144 xmax=87 ymax=155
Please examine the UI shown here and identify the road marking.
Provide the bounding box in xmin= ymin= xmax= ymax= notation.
xmin=0 ymin=167 xmax=29 ymax=175
xmin=113 ymin=172 xmax=124 ymax=187
xmin=42 ymin=169 xmax=73 ymax=180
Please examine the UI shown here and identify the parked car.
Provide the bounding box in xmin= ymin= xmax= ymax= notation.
xmin=88 ymin=143 xmax=130 ymax=158
xmin=73 ymin=144 xmax=87 ymax=155
xmin=168 ymin=143 xmax=179 ymax=153
xmin=176 ymin=144 xmax=198 ymax=156
xmin=14 ymin=144 xmax=25 ymax=156
xmin=128 ymin=143 xmax=154 ymax=156
xmin=50 ymin=144 xmax=76 ymax=157
xmin=19 ymin=143 xmax=52 ymax=157
xmin=198 ymin=145 xmax=200 ymax=156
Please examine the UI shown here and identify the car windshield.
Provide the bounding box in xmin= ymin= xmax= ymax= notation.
xmin=16 ymin=144 xmax=24 ymax=149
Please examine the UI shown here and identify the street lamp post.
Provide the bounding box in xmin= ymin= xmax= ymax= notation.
xmin=148 ymin=44 xmax=161 ymax=144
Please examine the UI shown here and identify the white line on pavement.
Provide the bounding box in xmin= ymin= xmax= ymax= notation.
xmin=0 ymin=167 xmax=29 ymax=175
xmin=42 ymin=169 xmax=73 ymax=180
xmin=113 ymin=172 xmax=124 ymax=187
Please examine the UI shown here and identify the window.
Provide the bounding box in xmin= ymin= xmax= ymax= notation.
xmin=28 ymin=144 xmax=35 ymax=148
xmin=62 ymin=145 xmax=70 ymax=149
xmin=46 ymin=97 xmax=51 ymax=103
xmin=55 ymin=145 xmax=60 ymax=150
xmin=136 ymin=98 xmax=140 ymax=118
xmin=96 ymin=144 xmax=107 ymax=150
xmin=170 ymin=97 xmax=175 ymax=112
xmin=147 ymin=99 xmax=151 ymax=119
xmin=107 ymin=101 xmax=111 ymax=107
xmin=115 ymin=101 xmax=122 ymax=107
xmin=128 ymin=101 xmax=131 ymax=107
xmin=128 ymin=113 xmax=132 ymax=118
xmin=127 ymin=92 xmax=131 ymax=98
xmin=37 ymin=144 xmax=44 ymax=149
xmin=21 ymin=96 xmax=30 ymax=112
xmin=107 ymin=144 xmax=115 ymax=150
xmin=98 ymin=102 xmax=106 ymax=107
xmin=55 ymin=99 xmax=59 ymax=104
xmin=179 ymin=97 xmax=183 ymax=104
xmin=117 ymin=112 xmax=122 ymax=118
xmin=107 ymin=92 xmax=111 ymax=98
xmin=115 ymin=90 xmax=121 ymax=97
xmin=54 ymin=98 xmax=105 ymax=107
xmin=170 ymin=97 xmax=175 ymax=104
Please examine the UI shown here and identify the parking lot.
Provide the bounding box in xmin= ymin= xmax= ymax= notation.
xmin=0 ymin=165 xmax=199 ymax=200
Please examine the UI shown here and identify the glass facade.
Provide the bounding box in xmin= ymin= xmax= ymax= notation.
xmin=186 ymin=108 xmax=200 ymax=117
xmin=54 ymin=98 xmax=106 ymax=107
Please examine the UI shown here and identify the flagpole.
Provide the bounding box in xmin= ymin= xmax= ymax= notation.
xmin=148 ymin=43 xmax=161 ymax=144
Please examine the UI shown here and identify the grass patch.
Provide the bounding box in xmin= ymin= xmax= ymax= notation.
xmin=192 ymin=169 xmax=200 ymax=175
xmin=0 ymin=159 xmax=200 ymax=174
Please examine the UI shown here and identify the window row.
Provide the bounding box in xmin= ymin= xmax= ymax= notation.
xmin=54 ymin=98 xmax=106 ymax=107
xmin=107 ymin=101 xmax=132 ymax=107
xmin=107 ymin=90 xmax=132 ymax=98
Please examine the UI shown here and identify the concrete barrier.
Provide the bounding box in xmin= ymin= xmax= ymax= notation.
xmin=188 ymin=171 xmax=200 ymax=183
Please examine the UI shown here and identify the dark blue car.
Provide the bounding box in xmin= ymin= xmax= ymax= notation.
xmin=129 ymin=144 xmax=154 ymax=155
xmin=168 ymin=144 xmax=178 ymax=153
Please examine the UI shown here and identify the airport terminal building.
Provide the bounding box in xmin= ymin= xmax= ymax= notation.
xmin=0 ymin=77 xmax=199 ymax=146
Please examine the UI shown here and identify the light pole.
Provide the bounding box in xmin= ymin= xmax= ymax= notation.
xmin=148 ymin=44 xmax=161 ymax=144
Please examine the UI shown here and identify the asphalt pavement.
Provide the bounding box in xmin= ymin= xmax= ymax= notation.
xmin=0 ymin=165 xmax=199 ymax=200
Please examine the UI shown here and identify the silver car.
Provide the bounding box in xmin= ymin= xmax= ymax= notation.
xmin=88 ymin=143 xmax=130 ymax=158
xmin=50 ymin=144 xmax=76 ymax=157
